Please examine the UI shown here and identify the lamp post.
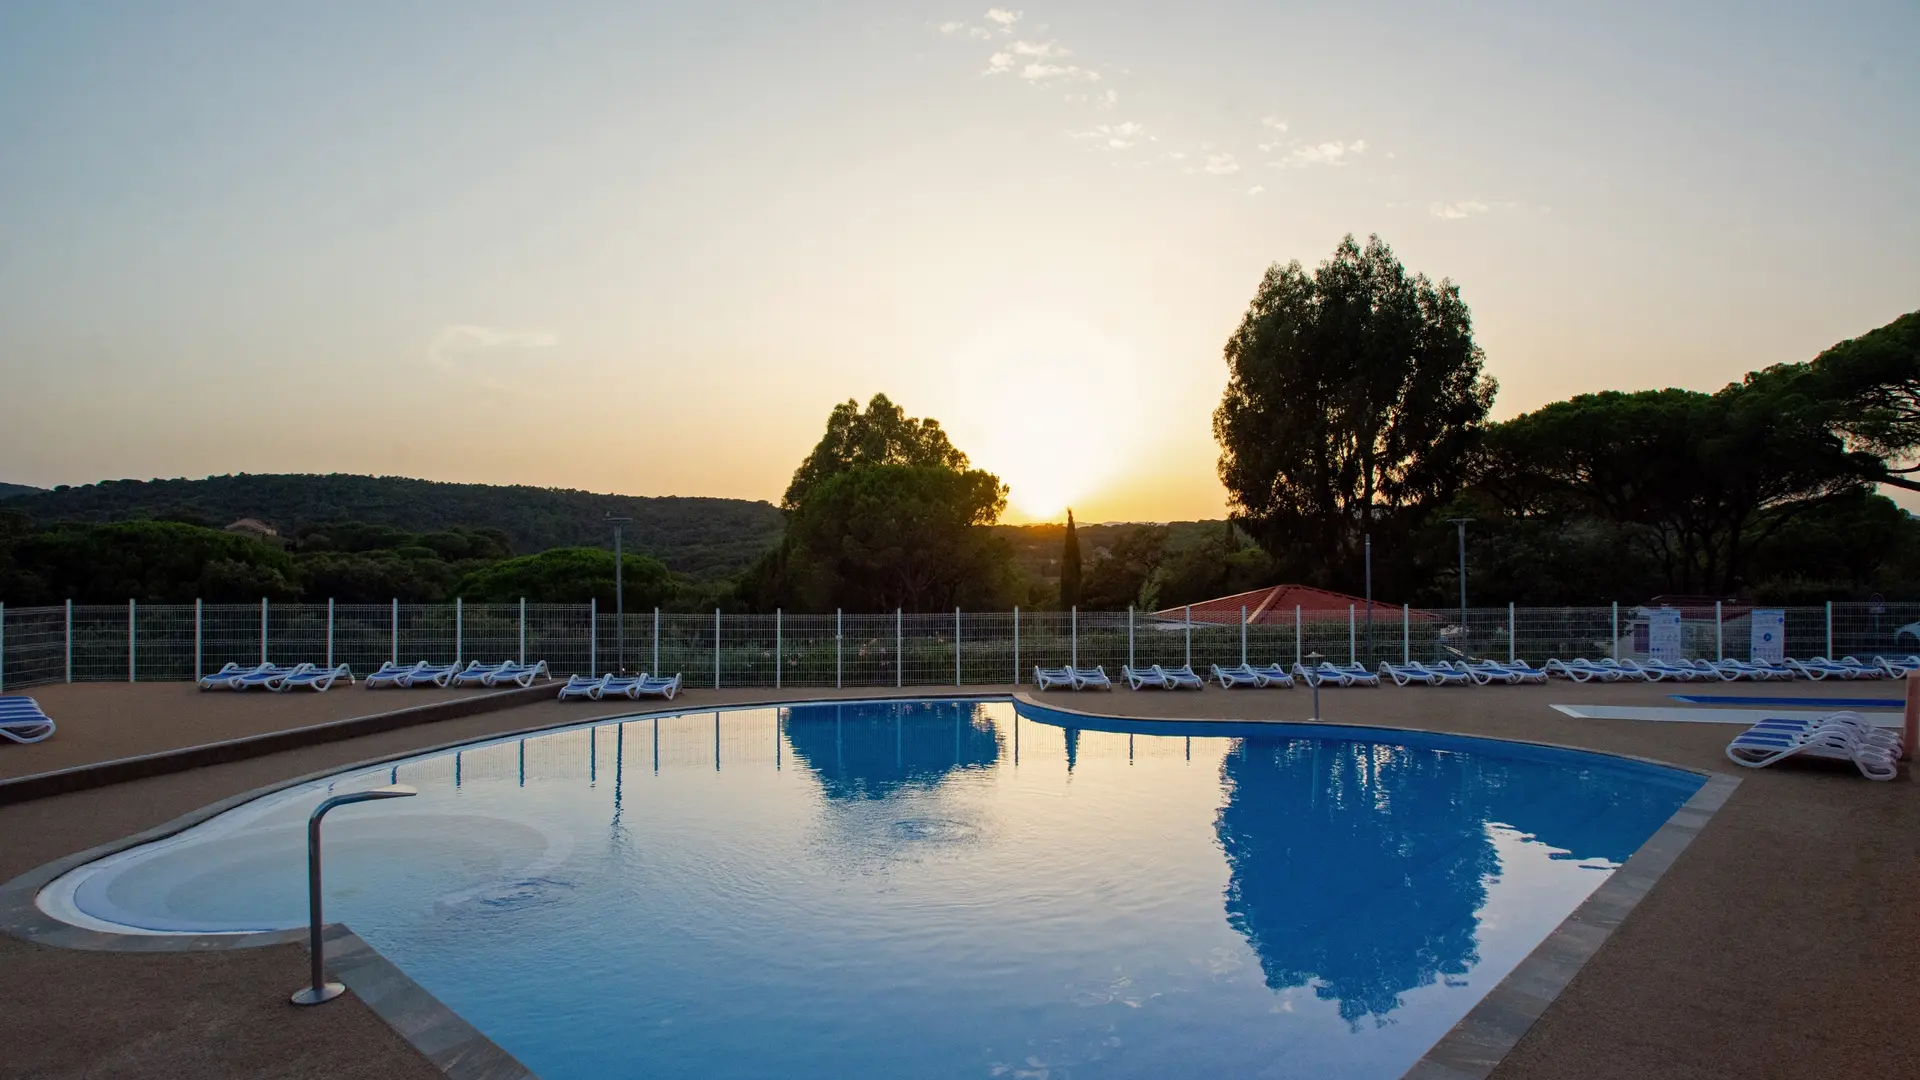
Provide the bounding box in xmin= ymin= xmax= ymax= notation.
xmin=607 ymin=515 xmax=632 ymax=673
xmin=1363 ymin=534 xmax=1372 ymax=664
xmin=1304 ymin=650 xmax=1324 ymax=721
xmin=1447 ymin=518 xmax=1472 ymax=630
xmin=292 ymin=784 xmax=417 ymax=1005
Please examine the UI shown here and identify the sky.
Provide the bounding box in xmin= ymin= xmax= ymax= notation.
xmin=1 ymin=2 xmax=1915 ymax=524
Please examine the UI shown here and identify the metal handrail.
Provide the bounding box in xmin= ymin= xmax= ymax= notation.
xmin=291 ymin=784 xmax=417 ymax=1006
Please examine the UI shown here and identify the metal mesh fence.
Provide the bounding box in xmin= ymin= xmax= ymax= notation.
xmin=4 ymin=600 xmax=1919 ymax=692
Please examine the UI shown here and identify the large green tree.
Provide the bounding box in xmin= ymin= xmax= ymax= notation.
xmin=782 ymin=394 xmax=969 ymax=509
xmin=1214 ymin=234 xmax=1496 ymax=590
xmin=784 ymin=465 xmax=1011 ymax=611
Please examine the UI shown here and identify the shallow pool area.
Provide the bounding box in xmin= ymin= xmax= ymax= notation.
xmin=40 ymin=700 xmax=1703 ymax=1080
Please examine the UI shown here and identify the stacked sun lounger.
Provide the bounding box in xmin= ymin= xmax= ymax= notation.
xmin=1292 ymin=662 xmax=1380 ymax=687
xmin=1725 ymin=712 xmax=1902 ymax=781
xmin=1210 ymin=663 xmax=1294 ymax=688
xmin=450 ymin=660 xmax=555 ymax=689
xmin=556 ymin=672 xmax=683 ymax=701
xmin=0 ymin=696 xmax=57 ymax=744
xmin=1035 ymin=665 xmax=1111 ymax=690
xmin=364 ymin=661 xmax=462 ymax=689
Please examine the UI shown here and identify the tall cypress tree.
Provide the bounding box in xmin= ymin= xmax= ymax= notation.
xmin=1059 ymin=509 xmax=1082 ymax=609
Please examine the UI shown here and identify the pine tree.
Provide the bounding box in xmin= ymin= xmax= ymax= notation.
xmin=1059 ymin=509 xmax=1082 ymax=609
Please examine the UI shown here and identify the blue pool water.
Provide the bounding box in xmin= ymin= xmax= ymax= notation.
xmin=43 ymin=700 xmax=1702 ymax=1080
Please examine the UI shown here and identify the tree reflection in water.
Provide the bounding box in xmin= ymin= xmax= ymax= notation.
xmin=781 ymin=700 xmax=1001 ymax=801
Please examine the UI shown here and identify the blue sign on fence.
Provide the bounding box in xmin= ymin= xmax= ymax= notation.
xmin=1751 ymin=609 xmax=1785 ymax=663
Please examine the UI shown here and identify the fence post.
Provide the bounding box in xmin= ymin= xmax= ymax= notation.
xmin=326 ymin=598 xmax=335 ymax=670
xmin=1240 ymin=605 xmax=1248 ymax=666
xmin=1404 ymin=604 xmax=1411 ymax=663
xmin=1611 ymin=602 xmax=1619 ymax=660
xmin=775 ymin=609 xmax=782 ymax=690
xmin=653 ymin=607 xmax=660 ymax=674
xmin=65 ymin=599 xmax=72 ymax=683
xmin=1348 ymin=605 xmax=1356 ymax=665
xmin=1295 ymin=605 xmax=1302 ymax=666
xmin=590 ymin=599 xmax=599 ymax=675
xmin=1128 ymin=606 xmax=1135 ymax=669
xmin=1508 ymin=601 xmax=1516 ymax=663
xmin=261 ymin=597 xmax=269 ymax=665
xmin=714 ymin=608 xmax=721 ymax=689
xmin=455 ymin=597 xmax=463 ymax=667
xmin=194 ymin=599 xmax=202 ymax=683
xmin=128 ymin=599 xmax=136 ymax=682
xmin=1184 ymin=605 xmax=1191 ymax=668
xmin=955 ymin=607 xmax=961 ymax=687
xmin=1072 ymin=606 xmax=1079 ymax=669
xmin=1825 ymin=601 xmax=1834 ymax=657
xmin=1013 ymin=606 xmax=1020 ymax=684
xmin=519 ymin=598 xmax=527 ymax=665
xmin=391 ymin=598 xmax=399 ymax=665
xmin=835 ymin=608 xmax=842 ymax=689
xmin=1715 ymin=601 xmax=1723 ymax=662
xmin=896 ymin=608 xmax=902 ymax=688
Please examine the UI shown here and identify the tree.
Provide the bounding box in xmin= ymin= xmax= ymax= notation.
xmin=782 ymin=394 xmax=969 ymax=510
xmin=1059 ymin=510 xmax=1082 ymax=609
xmin=1213 ymin=235 xmax=1496 ymax=590
xmin=0 ymin=521 xmax=299 ymax=603
xmin=454 ymin=547 xmax=673 ymax=607
xmin=1080 ymin=524 xmax=1169 ymax=609
xmin=1797 ymin=310 xmax=1920 ymax=490
xmin=783 ymin=465 xmax=1011 ymax=611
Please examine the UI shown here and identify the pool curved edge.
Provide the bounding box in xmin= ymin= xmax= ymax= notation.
xmin=1 ymin=690 xmax=1741 ymax=1080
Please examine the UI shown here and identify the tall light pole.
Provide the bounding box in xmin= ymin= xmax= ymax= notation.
xmin=607 ymin=514 xmax=632 ymax=673
xmin=1363 ymin=533 xmax=1373 ymax=660
xmin=1447 ymin=517 xmax=1472 ymax=629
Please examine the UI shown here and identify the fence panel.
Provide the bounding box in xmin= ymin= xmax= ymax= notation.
xmin=0 ymin=606 xmax=66 ymax=690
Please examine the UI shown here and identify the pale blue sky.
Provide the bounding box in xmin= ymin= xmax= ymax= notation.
xmin=2 ymin=2 xmax=1914 ymax=521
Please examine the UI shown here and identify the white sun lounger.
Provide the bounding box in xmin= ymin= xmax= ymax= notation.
xmin=0 ymin=696 xmax=57 ymax=744
xmin=1156 ymin=664 xmax=1204 ymax=689
xmin=1205 ymin=661 xmax=1282 ymax=684
xmin=452 ymin=661 xmax=512 ymax=688
xmin=1876 ymin=654 xmax=1920 ymax=677
xmin=1331 ymin=662 xmax=1380 ymax=687
xmin=365 ymin=661 xmax=429 ymax=689
xmin=1069 ymin=666 xmax=1113 ymax=690
xmin=197 ymin=662 xmax=286 ymax=690
xmin=1378 ymin=660 xmax=1439 ymax=687
xmin=1292 ymin=662 xmax=1346 ymax=687
xmin=1122 ymin=664 xmax=1170 ymax=690
xmin=1407 ymin=660 xmax=1472 ymax=685
xmin=634 ymin=673 xmax=681 ymax=699
xmin=592 ymin=674 xmax=643 ymax=699
xmin=1544 ymin=658 xmax=1623 ymax=682
xmin=275 ymin=663 xmax=353 ymax=691
xmin=485 ymin=660 xmax=552 ymax=688
xmin=1726 ymin=712 xmax=1901 ymax=780
xmin=1034 ymin=666 xmax=1077 ymax=691
xmin=1622 ymin=658 xmax=1704 ymax=681
xmin=233 ymin=663 xmax=312 ymax=691
xmin=1249 ymin=663 xmax=1295 ymax=687
xmin=558 ymin=674 xmax=609 ymax=700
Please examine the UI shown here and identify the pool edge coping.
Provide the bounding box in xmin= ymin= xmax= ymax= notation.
xmin=2 ymin=688 xmax=1740 ymax=1080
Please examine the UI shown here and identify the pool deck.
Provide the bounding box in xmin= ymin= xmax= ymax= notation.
xmin=1 ymin=679 xmax=1915 ymax=1079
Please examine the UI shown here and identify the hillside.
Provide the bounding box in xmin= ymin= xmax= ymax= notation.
xmin=3 ymin=474 xmax=783 ymax=579
xmin=0 ymin=482 xmax=44 ymax=500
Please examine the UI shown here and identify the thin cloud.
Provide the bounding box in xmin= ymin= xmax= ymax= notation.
xmin=1021 ymin=61 xmax=1098 ymax=83
xmin=1247 ymin=184 xmax=1265 ymax=195
xmin=427 ymin=325 xmax=558 ymax=388
xmin=1011 ymin=40 xmax=1069 ymax=58
xmin=939 ymin=21 xmax=964 ymax=34
xmin=1272 ymin=139 xmax=1367 ymax=167
xmin=1429 ymin=200 xmax=1491 ymax=219
xmin=985 ymin=51 xmax=1013 ymax=74
xmin=1204 ymin=152 xmax=1240 ymax=175
xmin=985 ymin=8 xmax=1022 ymax=30
xmin=1071 ymin=120 xmax=1150 ymax=149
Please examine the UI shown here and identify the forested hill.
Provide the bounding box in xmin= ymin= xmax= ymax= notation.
xmin=2 ymin=474 xmax=784 ymax=578
xmin=0 ymin=482 xmax=44 ymax=500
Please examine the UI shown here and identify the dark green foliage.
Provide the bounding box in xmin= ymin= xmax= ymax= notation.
xmin=782 ymin=465 xmax=1012 ymax=612
xmin=1214 ymin=234 xmax=1496 ymax=592
xmin=0 ymin=521 xmax=299 ymax=603
xmin=1801 ymin=310 xmax=1920 ymax=482
xmin=454 ymin=547 xmax=673 ymax=608
xmin=0 ymin=482 xmax=43 ymax=500
xmin=1058 ymin=510 xmax=1082 ymax=609
xmin=782 ymin=394 xmax=969 ymax=510
xmin=1078 ymin=523 xmax=1164 ymax=609
xmin=1 ymin=473 xmax=781 ymax=579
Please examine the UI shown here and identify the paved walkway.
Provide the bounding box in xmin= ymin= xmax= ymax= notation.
xmin=2 ymin=682 xmax=1915 ymax=1079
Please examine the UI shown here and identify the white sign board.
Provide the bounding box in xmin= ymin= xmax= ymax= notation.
xmin=1647 ymin=608 xmax=1683 ymax=663
xmin=1751 ymin=609 xmax=1785 ymax=663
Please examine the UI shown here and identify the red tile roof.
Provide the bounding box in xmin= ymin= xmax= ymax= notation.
xmin=1155 ymin=584 xmax=1442 ymax=624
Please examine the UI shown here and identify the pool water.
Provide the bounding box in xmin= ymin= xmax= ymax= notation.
xmin=43 ymin=700 xmax=1702 ymax=1080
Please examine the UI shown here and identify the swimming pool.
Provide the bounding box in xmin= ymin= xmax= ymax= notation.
xmin=40 ymin=699 xmax=1703 ymax=1079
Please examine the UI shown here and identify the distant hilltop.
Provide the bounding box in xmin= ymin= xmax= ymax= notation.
xmin=0 ymin=473 xmax=784 ymax=580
